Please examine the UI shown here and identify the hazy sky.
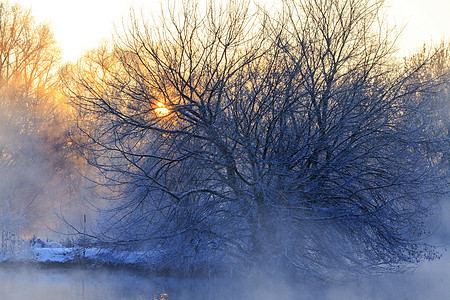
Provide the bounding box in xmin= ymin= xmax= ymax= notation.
xmin=18 ymin=0 xmax=449 ymax=62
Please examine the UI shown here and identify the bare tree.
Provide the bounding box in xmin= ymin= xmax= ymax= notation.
xmin=0 ymin=2 xmax=81 ymax=246
xmin=62 ymin=0 xmax=448 ymax=276
xmin=259 ymin=0 xmax=449 ymax=275
xmin=0 ymin=2 xmax=60 ymax=98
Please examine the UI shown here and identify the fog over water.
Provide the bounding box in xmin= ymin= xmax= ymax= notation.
xmin=0 ymin=204 xmax=448 ymax=299
xmin=0 ymin=251 xmax=449 ymax=300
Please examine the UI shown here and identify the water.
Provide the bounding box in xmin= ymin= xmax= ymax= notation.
xmin=0 ymin=265 xmax=253 ymax=299
xmin=0 ymin=254 xmax=449 ymax=300
xmin=0 ymin=265 xmax=169 ymax=300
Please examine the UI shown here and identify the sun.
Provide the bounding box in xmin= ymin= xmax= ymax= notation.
xmin=155 ymin=102 xmax=169 ymax=117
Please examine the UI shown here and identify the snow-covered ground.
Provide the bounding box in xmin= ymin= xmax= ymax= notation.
xmin=0 ymin=238 xmax=153 ymax=267
xmin=29 ymin=239 xmax=151 ymax=266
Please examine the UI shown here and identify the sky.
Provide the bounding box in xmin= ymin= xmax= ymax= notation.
xmin=17 ymin=0 xmax=450 ymax=62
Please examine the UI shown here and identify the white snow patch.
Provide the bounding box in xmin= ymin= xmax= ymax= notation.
xmin=33 ymin=247 xmax=74 ymax=263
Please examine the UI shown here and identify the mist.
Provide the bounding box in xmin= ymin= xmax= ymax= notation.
xmin=0 ymin=0 xmax=448 ymax=298
xmin=0 ymin=95 xmax=447 ymax=299
xmin=1 ymin=249 xmax=450 ymax=300
xmin=0 ymin=96 xmax=92 ymax=240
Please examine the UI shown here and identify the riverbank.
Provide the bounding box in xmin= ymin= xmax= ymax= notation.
xmin=1 ymin=238 xmax=158 ymax=270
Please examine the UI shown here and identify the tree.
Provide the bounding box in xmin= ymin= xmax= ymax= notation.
xmin=62 ymin=0 xmax=448 ymax=276
xmin=0 ymin=2 xmax=81 ymax=246
xmin=0 ymin=2 xmax=60 ymax=97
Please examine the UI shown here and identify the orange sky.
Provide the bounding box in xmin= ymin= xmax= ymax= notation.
xmin=18 ymin=0 xmax=449 ymax=62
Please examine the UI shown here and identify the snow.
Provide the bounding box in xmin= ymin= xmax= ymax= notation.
xmin=33 ymin=247 xmax=74 ymax=263
xmin=27 ymin=240 xmax=153 ymax=266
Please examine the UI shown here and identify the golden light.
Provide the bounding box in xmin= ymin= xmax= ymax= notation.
xmin=155 ymin=102 xmax=170 ymax=117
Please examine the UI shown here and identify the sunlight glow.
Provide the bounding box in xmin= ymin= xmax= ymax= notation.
xmin=155 ymin=102 xmax=169 ymax=117
xmin=17 ymin=0 xmax=449 ymax=61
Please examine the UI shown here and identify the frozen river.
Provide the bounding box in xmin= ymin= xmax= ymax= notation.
xmin=0 ymin=252 xmax=449 ymax=300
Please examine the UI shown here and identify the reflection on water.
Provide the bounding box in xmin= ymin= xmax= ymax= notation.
xmin=0 ymin=265 xmax=245 ymax=300
xmin=0 ymin=265 xmax=169 ymax=300
xmin=1 ymin=253 xmax=450 ymax=300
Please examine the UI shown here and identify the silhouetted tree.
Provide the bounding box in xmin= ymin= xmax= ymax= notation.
xmin=62 ymin=0 xmax=448 ymax=276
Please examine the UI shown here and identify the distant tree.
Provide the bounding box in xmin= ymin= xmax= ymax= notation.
xmin=63 ymin=0 xmax=448 ymax=276
xmin=0 ymin=2 xmax=81 ymax=242
xmin=402 ymin=42 xmax=449 ymax=171
xmin=0 ymin=2 xmax=60 ymax=97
